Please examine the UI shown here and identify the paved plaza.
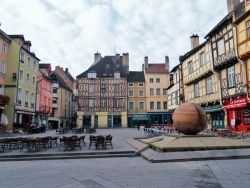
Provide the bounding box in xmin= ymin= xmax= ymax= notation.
xmin=1 ymin=128 xmax=250 ymax=187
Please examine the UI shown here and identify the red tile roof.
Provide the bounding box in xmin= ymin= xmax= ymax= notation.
xmin=145 ymin=64 xmax=169 ymax=73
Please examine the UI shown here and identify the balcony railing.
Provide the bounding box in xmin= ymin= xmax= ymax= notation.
xmin=214 ymin=49 xmax=238 ymax=71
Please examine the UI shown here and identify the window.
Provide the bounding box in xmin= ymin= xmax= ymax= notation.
xmin=32 ymin=76 xmax=36 ymax=87
xmin=150 ymin=102 xmax=154 ymax=110
xmin=100 ymin=99 xmax=106 ymax=108
xmin=128 ymin=102 xmax=134 ymax=110
xmin=228 ymin=66 xmax=235 ymax=87
xmin=206 ymin=76 xmax=213 ymax=94
xmin=157 ymin=102 xmax=161 ymax=110
xmin=150 ymin=88 xmax=154 ymax=95
xmin=69 ymin=101 xmax=71 ymax=107
xmin=163 ymin=102 xmax=167 ymax=109
xmin=175 ymin=91 xmax=178 ymax=104
xmin=139 ymin=102 xmax=144 ymax=110
xmin=2 ymin=43 xmax=6 ymax=53
xmin=163 ymin=88 xmax=167 ymax=95
xmin=114 ymin=99 xmax=121 ymax=107
xmin=139 ymin=90 xmax=144 ymax=97
xmin=156 ymin=88 xmax=160 ymax=95
xmin=89 ymin=99 xmax=95 ymax=107
xmin=101 ymin=84 xmax=106 ymax=93
xmin=247 ymin=20 xmax=250 ymax=38
xmin=194 ymin=83 xmax=200 ymax=97
xmin=128 ymin=83 xmax=134 ymax=87
xmin=149 ymin=78 xmax=153 ymax=83
xmin=114 ymin=84 xmax=120 ymax=93
xmin=128 ymin=90 xmax=134 ymax=97
xmin=200 ymin=52 xmax=205 ymax=66
xmin=88 ymin=72 xmax=97 ymax=78
xmin=26 ymin=73 xmax=30 ymax=84
xmin=138 ymin=83 xmax=144 ymax=87
xmin=33 ymin=61 xmax=37 ymax=71
xmin=156 ymin=78 xmax=160 ymax=83
xmin=19 ymin=70 xmax=23 ymax=81
xmin=20 ymin=52 xmax=24 ymax=62
xmin=0 ymin=85 xmax=4 ymax=95
xmin=0 ymin=61 xmax=5 ymax=77
xmin=27 ymin=57 xmax=31 ymax=67
xmin=89 ymin=84 xmax=95 ymax=92
xmin=25 ymin=91 xmax=29 ymax=106
xmin=114 ymin=72 xmax=120 ymax=78
xmin=17 ymin=88 xmax=22 ymax=104
xmin=31 ymin=93 xmax=35 ymax=107
xmin=188 ymin=61 xmax=193 ymax=74
xmin=217 ymin=38 xmax=225 ymax=56
xmin=171 ymin=95 xmax=173 ymax=105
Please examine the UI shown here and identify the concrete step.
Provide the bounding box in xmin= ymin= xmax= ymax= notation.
xmin=0 ymin=151 xmax=137 ymax=161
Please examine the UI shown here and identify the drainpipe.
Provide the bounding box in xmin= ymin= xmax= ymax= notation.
xmin=35 ymin=77 xmax=43 ymax=126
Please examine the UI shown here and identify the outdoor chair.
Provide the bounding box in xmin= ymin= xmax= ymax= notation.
xmin=105 ymin=135 xmax=113 ymax=149
xmin=96 ymin=135 xmax=105 ymax=150
xmin=88 ymin=135 xmax=97 ymax=149
xmin=72 ymin=137 xmax=81 ymax=150
xmin=63 ymin=137 xmax=74 ymax=151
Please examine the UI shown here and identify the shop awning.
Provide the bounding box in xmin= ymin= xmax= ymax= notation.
xmin=223 ymin=102 xmax=247 ymax=110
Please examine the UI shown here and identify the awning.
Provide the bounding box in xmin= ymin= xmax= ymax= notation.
xmin=223 ymin=103 xmax=247 ymax=110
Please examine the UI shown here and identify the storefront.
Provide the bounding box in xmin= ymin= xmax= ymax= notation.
xmin=148 ymin=112 xmax=172 ymax=128
xmin=223 ymin=95 xmax=249 ymax=129
xmin=130 ymin=114 xmax=148 ymax=128
xmin=203 ymin=105 xmax=224 ymax=129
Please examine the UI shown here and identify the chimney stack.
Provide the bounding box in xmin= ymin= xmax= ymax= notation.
xmin=227 ymin=0 xmax=240 ymax=13
xmin=165 ymin=56 xmax=169 ymax=70
xmin=115 ymin=53 xmax=120 ymax=63
xmin=94 ymin=52 xmax=102 ymax=65
xmin=190 ymin=34 xmax=199 ymax=50
xmin=122 ymin=53 xmax=129 ymax=74
xmin=144 ymin=56 xmax=149 ymax=68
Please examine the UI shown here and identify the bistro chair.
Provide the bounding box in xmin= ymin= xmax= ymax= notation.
xmin=96 ymin=135 xmax=105 ymax=150
xmin=89 ymin=135 xmax=97 ymax=149
xmin=105 ymin=135 xmax=113 ymax=149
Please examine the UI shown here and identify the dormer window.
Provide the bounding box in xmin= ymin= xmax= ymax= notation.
xmin=114 ymin=72 xmax=120 ymax=78
xmin=88 ymin=72 xmax=97 ymax=78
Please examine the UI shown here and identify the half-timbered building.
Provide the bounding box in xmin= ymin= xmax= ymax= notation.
xmin=77 ymin=53 xmax=128 ymax=128
xmin=234 ymin=0 xmax=250 ymax=129
xmin=205 ymin=0 xmax=248 ymax=129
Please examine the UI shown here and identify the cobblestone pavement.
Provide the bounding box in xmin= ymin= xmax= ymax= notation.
xmin=1 ymin=157 xmax=250 ymax=188
xmin=1 ymin=128 xmax=250 ymax=188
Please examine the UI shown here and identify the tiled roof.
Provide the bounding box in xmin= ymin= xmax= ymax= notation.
xmin=49 ymin=71 xmax=72 ymax=91
xmin=39 ymin=70 xmax=53 ymax=82
xmin=127 ymin=71 xmax=145 ymax=82
xmin=77 ymin=55 xmax=127 ymax=78
xmin=179 ymin=41 xmax=206 ymax=62
xmin=0 ymin=29 xmax=12 ymax=43
xmin=145 ymin=64 xmax=169 ymax=73
xmin=170 ymin=64 xmax=180 ymax=73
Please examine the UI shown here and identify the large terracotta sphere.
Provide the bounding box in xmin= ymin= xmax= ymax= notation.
xmin=172 ymin=103 xmax=206 ymax=135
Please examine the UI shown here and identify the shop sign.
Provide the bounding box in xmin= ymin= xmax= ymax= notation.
xmin=132 ymin=114 xmax=148 ymax=120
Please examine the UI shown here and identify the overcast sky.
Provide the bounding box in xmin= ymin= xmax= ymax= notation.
xmin=0 ymin=0 xmax=228 ymax=78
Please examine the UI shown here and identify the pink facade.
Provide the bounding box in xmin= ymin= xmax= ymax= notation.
xmin=38 ymin=76 xmax=53 ymax=114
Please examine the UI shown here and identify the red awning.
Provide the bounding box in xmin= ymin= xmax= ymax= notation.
xmin=223 ymin=102 xmax=247 ymax=110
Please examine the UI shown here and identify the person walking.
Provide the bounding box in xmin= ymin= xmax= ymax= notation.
xmin=137 ymin=124 xmax=140 ymax=131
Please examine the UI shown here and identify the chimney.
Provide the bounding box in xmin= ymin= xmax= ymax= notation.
xmin=65 ymin=68 xmax=68 ymax=74
xmin=165 ymin=56 xmax=169 ymax=70
xmin=122 ymin=53 xmax=129 ymax=74
xmin=190 ymin=34 xmax=199 ymax=50
xmin=227 ymin=0 xmax=240 ymax=13
xmin=115 ymin=53 xmax=120 ymax=63
xmin=94 ymin=52 xmax=102 ymax=65
xmin=142 ymin=64 xmax=144 ymax=71
xmin=144 ymin=56 xmax=149 ymax=68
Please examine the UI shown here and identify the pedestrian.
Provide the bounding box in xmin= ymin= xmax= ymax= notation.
xmin=137 ymin=124 xmax=140 ymax=131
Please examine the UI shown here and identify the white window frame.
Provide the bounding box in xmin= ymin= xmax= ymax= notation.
xmin=0 ymin=61 xmax=6 ymax=77
xmin=206 ymin=76 xmax=213 ymax=94
xmin=27 ymin=57 xmax=31 ymax=68
xmin=157 ymin=101 xmax=161 ymax=110
xmin=138 ymin=83 xmax=144 ymax=87
xmin=194 ymin=83 xmax=200 ymax=97
xmin=88 ymin=72 xmax=97 ymax=78
xmin=2 ymin=43 xmax=6 ymax=53
xmin=114 ymin=72 xmax=120 ymax=78
xmin=20 ymin=52 xmax=24 ymax=62
xmin=89 ymin=84 xmax=95 ymax=92
xmin=18 ymin=88 xmax=22 ymax=104
xmin=33 ymin=61 xmax=36 ymax=71
xmin=188 ymin=61 xmax=193 ymax=74
xmin=138 ymin=90 xmax=144 ymax=97
xmin=32 ymin=76 xmax=36 ymax=87
xmin=156 ymin=88 xmax=160 ymax=95
xmin=139 ymin=101 xmax=144 ymax=110
xmin=89 ymin=99 xmax=95 ymax=107
xmin=114 ymin=99 xmax=121 ymax=107
xmin=101 ymin=84 xmax=106 ymax=93
xmin=25 ymin=90 xmax=29 ymax=106
xmin=19 ymin=70 xmax=24 ymax=82
xmin=31 ymin=92 xmax=35 ymax=107
xmin=228 ymin=66 xmax=235 ymax=87
xmin=217 ymin=38 xmax=225 ymax=56
xmin=128 ymin=102 xmax=134 ymax=110
xmin=163 ymin=88 xmax=167 ymax=95
xmin=150 ymin=102 xmax=154 ymax=110
xmin=150 ymin=88 xmax=154 ymax=95
xmin=114 ymin=84 xmax=120 ymax=93
xmin=247 ymin=20 xmax=250 ymax=38
xmin=100 ymin=99 xmax=106 ymax=108
xmin=128 ymin=83 xmax=134 ymax=87
xmin=128 ymin=90 xmax=134 ymax=97
xmin=163 ymin=101 xmax=167 ymax=109
xmin=26 ymin=73 xmax=30 ymax=85
xmin=149 ymin=78 xmax=153 ymax=83
xmin=156 ymin=78 xmax=160 ymax=83
xmin=200 ymin=52 xmax=205 ymax=66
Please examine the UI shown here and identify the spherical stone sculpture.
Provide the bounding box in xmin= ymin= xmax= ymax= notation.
xmin=172 ymin=103 xmax=206 ymax=135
